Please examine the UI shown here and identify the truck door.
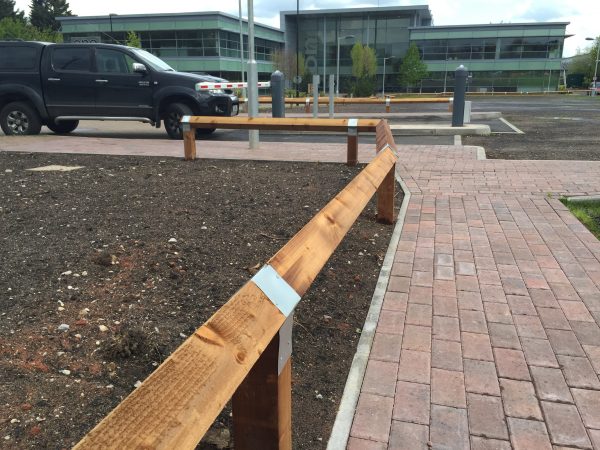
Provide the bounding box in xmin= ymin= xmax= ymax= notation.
xmin=93 ymin=48 xmax=154 ymax=118
xmin=42 ymin=46 xmax=95 ymax=117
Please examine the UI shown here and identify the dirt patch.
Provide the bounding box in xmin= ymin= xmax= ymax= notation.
xmin=0 ymin=152 xmax=398 ymax=449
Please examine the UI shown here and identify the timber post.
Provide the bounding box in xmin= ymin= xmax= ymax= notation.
xmin=182 ymin=116 xmax=196 ymax=161
xmin=347 ymin=118 xmax=358 ymax=166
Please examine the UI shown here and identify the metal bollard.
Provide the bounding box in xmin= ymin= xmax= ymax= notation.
xmin=312 ymin=74 xmax=320 ymax=118
xmin=271 ymin=70 xmax=285 ymax=118
xmin=452 ymin=65 xmax=468 ymax=127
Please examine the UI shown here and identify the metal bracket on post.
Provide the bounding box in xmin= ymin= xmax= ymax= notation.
xmin=347 ymin=118 xmax=358 ymax=136
xmin=278 ymin=315 xmax=293 ymax=375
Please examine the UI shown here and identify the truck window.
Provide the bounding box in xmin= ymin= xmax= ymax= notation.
xmin=95 ymin=49 xmax=136 ymax=74
xmin=0 ymin=46 xmax=37 ymax=70
xmin=51 ymin=47 xmax=92 ymax=72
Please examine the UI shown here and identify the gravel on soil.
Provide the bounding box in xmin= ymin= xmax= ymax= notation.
xmin=0 ymin=152 xmax=397 ymax=449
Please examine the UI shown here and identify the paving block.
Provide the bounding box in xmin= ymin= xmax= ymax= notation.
xmin=392 ymin=381 xmax=430 ymax=425
xmin=499 ymin=379 xmax=542 ymax=420
xmin=430 ymin=405 xmax=469 ymax=450
xmin=507 ymin=418 xmax=552 ymax=450
xmin=540 ymin=401 xmax=591 ymax=449
xmin=467 ymin=393 xmax=509 ymax=440
xmin=431 ymin=368 xmax=466 ymax=408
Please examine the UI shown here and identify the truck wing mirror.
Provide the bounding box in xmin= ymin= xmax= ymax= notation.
xmin=133 ymin=63 xmax=147 ymax=74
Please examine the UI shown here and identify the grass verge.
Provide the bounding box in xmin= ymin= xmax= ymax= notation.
xmin=560 ymin=198 xmax=600 ymax=239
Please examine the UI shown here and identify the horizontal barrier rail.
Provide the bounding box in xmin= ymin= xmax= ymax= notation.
xmin=74 ymin=120 xmax=398 ymax=450
xmin=196 ymin=81 xmax=271 ymax=90
xmin=239 ymin=96 xmax=450 ymax=113
xmin=180 ymin=116 xmax=381 ymax=165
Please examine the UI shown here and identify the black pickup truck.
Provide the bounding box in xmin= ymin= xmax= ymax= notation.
xmin=0 ymin=41 xmax=239 ymax=139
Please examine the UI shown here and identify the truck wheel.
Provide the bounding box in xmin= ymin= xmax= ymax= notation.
xmin=47 ymin=120 xmax=79 ymax=134
xmin=0 ymin=101 xmax=42 ymax=136
xmin=164 ymin=102 xmax=192 ymax=140
xmin=196 ymin=128 xmax=216 ymax=136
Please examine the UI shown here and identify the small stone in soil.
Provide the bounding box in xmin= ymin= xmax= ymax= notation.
xmin=57 ymin=324 xmax=69 ymax=331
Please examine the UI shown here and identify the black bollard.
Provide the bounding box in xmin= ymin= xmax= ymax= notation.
xmin=452 ymin=65 xmax=468 ymax=127
xmin=271 ymin=70 xmax=285 ymax=118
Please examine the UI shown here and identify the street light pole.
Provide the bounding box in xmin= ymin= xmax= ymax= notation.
xmin=585 ymin=37 xmax=599 ymax=96
xmin=247 ymin=0 xmax=259 ymax=148
xmin=336 ymin=34 xmax=355 ymax=95
xmin=443 ymin=58 xmax=449 ymax=93
xmin=382 ymin=56 xmax=394 ymax=97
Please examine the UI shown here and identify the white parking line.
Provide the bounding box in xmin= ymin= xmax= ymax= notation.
xmin=499 ymin=117 xmax=525 ymax=134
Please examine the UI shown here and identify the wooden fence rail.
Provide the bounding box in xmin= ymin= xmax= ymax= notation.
xmin=181 ymin=116 xmax=381 ymax=166
xmin=74 ymin=120 xmax=398 ymax=450
xmin=239 ymin=96 xmax=451 ymax=113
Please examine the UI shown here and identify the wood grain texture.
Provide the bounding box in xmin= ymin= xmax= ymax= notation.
xmin=74 ymin=282 xmax=286 ymax=450
xmin=347 ymin=134 xmax=358 ymax=166
xmin=183 ymin=129 xmax=196 ymax=160
xmin=375 ymin=120 xmax=397 ymax=224
xmin=74 ymin=141 xmax=397 ymax=450
xmin=186 ymin=116 xmax=379 ymax=132
xmin=269 ymin=147 xmax=397 ymax=296
xmin=232 ymin=334 xmax=292 ymax=450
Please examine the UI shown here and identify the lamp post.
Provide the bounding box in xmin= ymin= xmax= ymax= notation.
xmin=443 ymin=58 xmax=449 ymax=93
xmin=585 ymin=37 xmax=599 ymax=96
xmin=382 ymin=56 xmax=395 ymax=97
xmin=238 ymin=0 xmax=245 ymax=91
xmin=336 ymin=34 xmax=355 ymax=95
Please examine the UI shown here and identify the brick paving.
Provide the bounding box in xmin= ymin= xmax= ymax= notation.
xmin=349 ymin=145 xmax=600 ymax=449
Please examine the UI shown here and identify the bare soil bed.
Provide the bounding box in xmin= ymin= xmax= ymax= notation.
xmin=0 ymin=151 xmax=396 ymax=449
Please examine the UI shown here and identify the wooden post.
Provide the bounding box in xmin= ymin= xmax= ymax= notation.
xmin=377 ymin=164 xmax=396 ymax=224
xmin=183 ymin=127 xmax=196 ymax=161
xmin=347 ymin=118 xmax=358 ymax=166
xmin=232 ymin=318 xmax=292 ymax=450
xmin=385 ymin=97 xmax=391 ymax=113
xmin=304 ymin=98 xmax=310 ymax=114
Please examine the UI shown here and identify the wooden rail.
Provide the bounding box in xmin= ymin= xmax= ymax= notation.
xmin=240 ymin=96 xmax=451 ymax=113
xmin=181 ymin=116 xmax=381 ymax=166
xmin=74 ymin=120 xmax=398 ymax=450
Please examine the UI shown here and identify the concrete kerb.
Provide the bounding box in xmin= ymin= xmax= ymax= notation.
xmin=562 ymin=194 xmax=600 ymax=203
xmin=326 ymin=167 xmax=411 ymax=450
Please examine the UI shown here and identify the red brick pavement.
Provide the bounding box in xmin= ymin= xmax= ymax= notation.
xmin=349 ymin=146 xmax=600 ymax=449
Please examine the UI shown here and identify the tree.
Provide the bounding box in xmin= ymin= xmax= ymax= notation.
xmin=126 ymin=30 xmax=141 ymax=48
xmin=0 ymin=16 xmax=62 ymax=41
xmin=398 ymin=43 xmax=428 ymax=92
xmin=568 ymin=37 xmax=599 ymax=86
xmin=350 ymin=43 xmax=377 ymax=96
xmin=272 ymin=49 xmax=305 ymax=79
xmin=0 ymin=0 xmax=24 ymax=21
xmin=29 ymin=0 xmax=72 ymax=32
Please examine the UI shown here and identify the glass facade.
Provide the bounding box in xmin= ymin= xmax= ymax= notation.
xmin=59 ymin=13 xmax=284 ymax=79
xmin=410 ymin=25 xmax=567 ymax=92
xmin=283 ymin=7 xmax=431 ymax=91
xmin=413 ymin=36 xmax=563 ymax=61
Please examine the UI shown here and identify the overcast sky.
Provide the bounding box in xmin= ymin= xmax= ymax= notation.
xmin=14 ymin=0 xmax=600 ymax=57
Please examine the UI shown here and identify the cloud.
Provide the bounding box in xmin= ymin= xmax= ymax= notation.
xmin=518 ymin=4 xmax=575 ymax=22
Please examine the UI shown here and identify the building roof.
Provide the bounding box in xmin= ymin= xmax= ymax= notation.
xmin=56 ymin=11 xmax=283 ymax=33
xmin=409 ymin=21 xmax=569 ymax=30
xmin=280 ymin=5 xmax=432 ymax=20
